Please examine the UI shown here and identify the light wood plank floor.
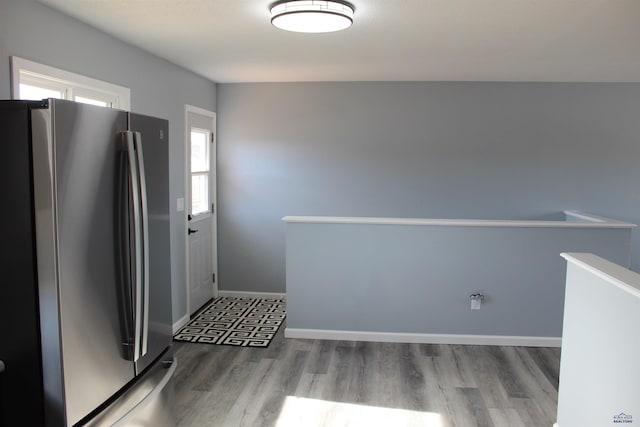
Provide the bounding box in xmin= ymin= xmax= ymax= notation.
xmin=172 ymin=324 xmax=560 ymax=427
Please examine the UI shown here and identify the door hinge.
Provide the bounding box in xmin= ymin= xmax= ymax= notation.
xmin=212 ymin=273 xmax=216 ymax=283
xmin=211 ymin=203 xmax=215 ymax=214
xmin=211 ymin=132 xmax=215 ymax=144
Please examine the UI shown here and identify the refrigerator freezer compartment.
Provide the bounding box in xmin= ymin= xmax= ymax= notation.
xmin=84 ymin=353 xmax=177 ymax=427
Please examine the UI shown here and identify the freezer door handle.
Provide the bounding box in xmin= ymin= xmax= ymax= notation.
xmin=111 ymin=357 xmax=177 ymax=427
xmin=133 ymin=131 xmax=150 ymax=358
xmin=84 ymin=356 xmax=178 ymax=427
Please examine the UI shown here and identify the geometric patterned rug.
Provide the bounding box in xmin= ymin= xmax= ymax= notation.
xmin=173 ymin=297 xmax=286 ymax=347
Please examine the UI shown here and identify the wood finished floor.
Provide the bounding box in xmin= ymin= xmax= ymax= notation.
xmin=172 ymin=324 xmax=560 ymax=427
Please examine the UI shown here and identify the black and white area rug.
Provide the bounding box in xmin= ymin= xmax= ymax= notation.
xmin=173 ymin=297 xmax=286 ymax=347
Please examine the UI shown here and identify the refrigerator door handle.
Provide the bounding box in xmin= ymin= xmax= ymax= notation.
xmin=123 ymin=131 xmax=144 ymax=362
xmin=133 ymin=131 xmax=150 ymax=358
xmin=116 ymin=146 xmax=133 ymax=360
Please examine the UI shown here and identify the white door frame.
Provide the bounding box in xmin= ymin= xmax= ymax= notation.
xmin=184 ymin=104 xmax=217 ymax=317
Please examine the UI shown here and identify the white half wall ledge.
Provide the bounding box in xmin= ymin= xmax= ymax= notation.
xmin=282 ymin=210 xmax=636 ymax=229
xmin=285 ymin=329 xmax=562 ymax=348
xmin=284 ymin=211 xmax=633 ymax=340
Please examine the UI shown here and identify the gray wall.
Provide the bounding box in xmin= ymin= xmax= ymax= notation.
xmin=217 ymin=82 xmax=640 ymax=293
xmin=285 ymin=221 xmax=632 ymax=338
xmin=0 ymin=0 xmax=217 ymax=323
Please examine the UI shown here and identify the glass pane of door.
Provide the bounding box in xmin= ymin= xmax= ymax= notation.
xmin=191 ymin=173 xmax=209 ymax=215
xmin=191 ymin=130 xmax=209 ymax=173
xmin=190 ymin=129 xmax=210 ymax=215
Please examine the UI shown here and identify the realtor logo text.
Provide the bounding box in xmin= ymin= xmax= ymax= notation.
xmin=614 ymin=413 xmax=633 ymax=424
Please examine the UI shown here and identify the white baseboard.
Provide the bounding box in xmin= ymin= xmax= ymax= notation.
xmin=217 ymin=290 xmax=286 ymax=300
xmin=172 ymin=314 xmax=190 ymax=334
xmin=285 ymin=328 xmax=562 ymax=347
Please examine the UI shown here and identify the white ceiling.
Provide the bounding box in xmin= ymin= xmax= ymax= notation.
xmin=39 ymin=0 xmax=640 ymax=83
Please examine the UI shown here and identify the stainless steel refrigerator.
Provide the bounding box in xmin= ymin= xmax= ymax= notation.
xmin=0 ymin=99 xmax=176 ymax=426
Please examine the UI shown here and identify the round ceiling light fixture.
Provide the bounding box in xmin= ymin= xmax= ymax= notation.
xmin=270 ymin=0 xmax=355 ymax=33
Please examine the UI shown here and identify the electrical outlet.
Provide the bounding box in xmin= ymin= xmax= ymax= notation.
xmin=470 ymin=293 xmax=484 ymax=310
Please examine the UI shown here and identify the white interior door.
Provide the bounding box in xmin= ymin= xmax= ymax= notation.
xmin=186 ymin=106 xmax=217 ymax=316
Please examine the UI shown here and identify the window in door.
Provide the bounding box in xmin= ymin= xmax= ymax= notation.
xmin=190 ymin=129 xmax=210 ymax=216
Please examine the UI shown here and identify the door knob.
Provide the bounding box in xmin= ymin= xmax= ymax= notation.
xmin=188 ymin=228 xmax=199 ymax=235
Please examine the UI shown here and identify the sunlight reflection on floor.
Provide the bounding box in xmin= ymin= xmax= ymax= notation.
xmin=275 ymin=396 xmax=445 ymax=427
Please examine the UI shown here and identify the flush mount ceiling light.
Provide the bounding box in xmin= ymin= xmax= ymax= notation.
xmin=270 ymin=0 xmax=355 ymax=33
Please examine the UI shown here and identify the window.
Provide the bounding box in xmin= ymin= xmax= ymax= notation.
xmin=190 ymin=129 xmax=210 ymax=216
xmin=11 ymin=56 xmax=130 ymax=110
xmin=18 ymin=83 xmax=64 ymax=101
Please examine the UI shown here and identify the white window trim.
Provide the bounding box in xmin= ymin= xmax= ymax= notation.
xmin=11 ymin=56 xmax=131 ymax=110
